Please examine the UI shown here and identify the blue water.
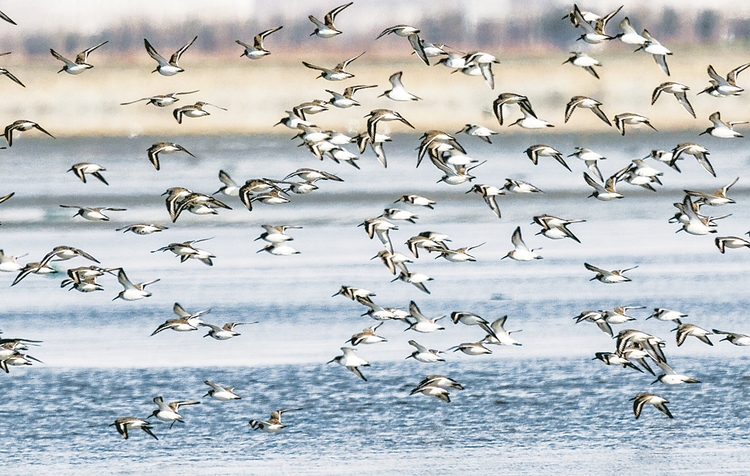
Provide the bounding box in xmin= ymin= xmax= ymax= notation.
xmin=1 ymin=134 xmax=750 ymax=474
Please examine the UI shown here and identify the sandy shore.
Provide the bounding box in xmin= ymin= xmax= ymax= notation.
xmin=0 ymin=46 xmax=747 ymax=137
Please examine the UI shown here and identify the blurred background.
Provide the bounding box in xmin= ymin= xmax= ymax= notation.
xmin=0 ymin=0 xmax=747 ymax=135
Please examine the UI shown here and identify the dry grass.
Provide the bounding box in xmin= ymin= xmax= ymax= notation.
xmin=1 ymin=46 xmax=748 ymax=137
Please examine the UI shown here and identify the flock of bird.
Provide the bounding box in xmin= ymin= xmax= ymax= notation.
xmin=0 ymin=2 xmax=749 ymax=443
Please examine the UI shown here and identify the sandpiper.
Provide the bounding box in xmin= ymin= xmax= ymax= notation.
xmin=564 ymin=96 xmax=611 ymax=125
xmin=347 ymin=323 xmax=387 ymax=346
xmin=395 ymin=194 xmax=435 ymax=209
xmin=67 ymin=163 xmax=108 ymax=185
xmin=59 ymin=205 xmax=126 ymax=221
xmin=173 ymin=101 xmax=226 ymax=124
xmin=151 ymin=302 xmax=210 ymax=336
xmin=715 ymin=236 xmax=750 ymax=254
xmin=584 ymin=262 xmax=637 ymax=283
xmin=379 ymin=71 xmax=420 ymax=101
xmin=533 ymin=215 xmax=585 ymax=243
xmin=636 ymin=30 xmax=672 ymax=76
xmin=434 ymin=243 xmax=484 ymax=262
xmin=249 ymin=408 xmax=302 ymax=432
xmin=712 ymin=329 xmax=750 ymax=346
xmin=405 ymin=301 xmax=445 ymax=332
xmin=327 ymin=347 xmax=370 ymax=381
xmin=509 ymin=109 xmax=553 ymax=129
xmin=152 ymin=239 xmax=215 ymax=265
xmin=4 ymin=120 xmax=54 ymax=146
xmin=236 ymin=26 xmax=283 ymax=59
xmin=365 ymin=108 xmax=414 ymax=139
xmin=376 ymin=25 xmax=429 ymax=65
xmin=583 ymin=167 xmax=628 ymax=200
xmin=149 ymin=397 xmax=200 ymax=429
xmin=525 ymin=144 xmax=569 ymax=171
xmin=673 ymin=195 xmax=719 ymax=235
xmin=456 ymin=124 xmax=497 ymax=143
xmin=371 ymin=249 xmax=412 ymax=275
xmin=50 ymin=41 xmax=107 ymax=74
xmin=481 ymin=316 xmax=522 ymax=346
xmin=653 ymin=361 xmax=700 ymax=385
xmin=302 ymin=52 xmax=364 ymax=81
xmin=146 ymin=142 xmax=195 ymax=170
xmin=309 ymin=2 xmax=352 ymax=38
xmin=684 ymin=176 xmax=738 ymax=206
xmin=144 ymin=36 xmax=197 ymax=76
xmin=563 ymin=52 xmax=602 ymax=78
xmin=201 ymin=322 xmax=254 ymax=340
xmin=700 ymin=111 xmax=746 ymax=138
xmin=632 ymin=393 xmax=673 ymax=419
xmin=0 ymin=249 xmax=26 ymax=272
xmin=503 ymin=178 xmax=543 ymax=194
xmin=449 ymin=342 xmax=492 ymax=356
xmin=120 ymin=90 xmax=199 ymax=107
xmin=111 ymin=417 xmax=158 ymax=440
xmin=116 ymin=224 xmax=168 ymax=235
xmin=593 ymin=352 xmax=642 ymax=373
xmin=502 ymin=227 xmax=542 ymax=261
xmin=113 ymin=268 xmax=159 ymax=301
xmin=614 ymin=113 xmax=657 ymax=136
xmin=647 ymin=308 xmax=686 ymax=325
xmin=203 ymin=380 xmax=241 ymax=401
xmin=326 ymin=84 xmax=376 ymax=108
xmin=674 ymin=323 xmax=713 ymax=347
xmin=405 ymin=340 xmax=445 ymax=363
xmin=671 ymin=142 xmax=713 ymax=176
xmin=615 ymin=17 xmax=646 ymax=45
xmin=699 ymin=63 xmax=749 ymax=97
xmin=493 ymin=92 xmax=536 ymax=126
xmin=392 ymin=269 xmax=433 ymax=294
xmin=651 ymin=82 xmax=695 ymax=118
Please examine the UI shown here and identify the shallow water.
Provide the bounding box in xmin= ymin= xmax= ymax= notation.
xmin=1 ymin=133 xmax=750 ymax=474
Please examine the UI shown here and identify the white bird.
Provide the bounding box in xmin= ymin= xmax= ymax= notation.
xmin=327 ymin=346 xmax=370 ymax=381
xmin=203 ymin=380 xmax=241 ymax=401
xmin=113 ymin=268 xmax=159 ymax=301
xmin=236 ymin=26 xmax=283 ymax=59
xmin=636 ymin=30 xmax=672 ymax=76
xmin=502 ymin=227 xmax=542 ymax=261
xmin=144 ymin=36 xmax=197 ymax=76
xmin=379 ymin=71 xmax=420 ymax=101
xmin=405 ymin=301 xmax=445 ymax=333
xmin=149 ymin=396 xmax=200 ymax=429
xmin=563 ymin=52 xmax=602 ymax=78
xmin=50 ymin=41 xmax=108 ymax=75
xmin=481 ymin=316 xmax=522 ymax=346
xmin=405 ymin=340 xmax=445 ymax=363
xmin=700 ymin=111 xmax=746 ymax=138
xmin=653 ymin=361 xmax=700 ymax=385
xmin=584 ymin=262 xmax=637 ymax=284
xmin=632 ymin=393 xmax=673 ymax=419
xmin=309 ymin=2 xmax=352 ymax=38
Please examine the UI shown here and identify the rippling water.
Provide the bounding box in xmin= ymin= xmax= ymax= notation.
xmin=2 ymin=134 xmax=750 ymax=474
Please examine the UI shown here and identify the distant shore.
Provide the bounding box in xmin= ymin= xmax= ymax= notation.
xmin=0 ymin=47 xmax=746 ymax=137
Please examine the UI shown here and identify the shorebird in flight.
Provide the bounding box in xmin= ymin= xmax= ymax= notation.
xmin=49 ymin=41 xmax=108 ymax=74
xmin=120 ymin=90 xmax=199 ymax=107
xmin=309 ymin=2 xmax=352 ymax=38
xmin=144 ymin=36 xmax=197 ymax=76
xmin=236 ymin=26 xmax=283 ymax=59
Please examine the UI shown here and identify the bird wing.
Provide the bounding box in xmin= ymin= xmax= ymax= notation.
xmin=77 ymin=41 xmax=108 ymax=63
xmin=144 ymin=38 xmax=168 ymax=66
xmin=326 ymin=2 xmax=353 ymax=23
xmin=171 ymin=36 xmax=198 ymax=65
